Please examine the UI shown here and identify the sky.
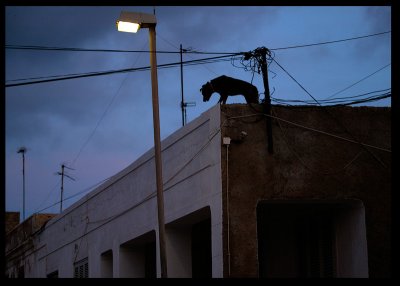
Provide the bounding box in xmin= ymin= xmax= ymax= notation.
xmin=5 ymin=6 xmax=391 ymax=221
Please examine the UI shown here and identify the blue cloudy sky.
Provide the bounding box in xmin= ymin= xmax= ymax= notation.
xmin=5 ymin=6 xmax=391 ymax=221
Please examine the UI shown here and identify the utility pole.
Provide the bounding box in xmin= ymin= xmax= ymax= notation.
xmin=256 ymin=47 xmax=274 ymax=154
xmin=56 ymin=164 xmax=75 ymax=213
xmin=17 ymin=147 xmax=27 ymax=221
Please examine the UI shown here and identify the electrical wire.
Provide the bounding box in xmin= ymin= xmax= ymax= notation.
xmin=271 ymin=89 xmax=391 ymax=106
xmin=5 ymin=53 xmax=242 ymax=87
xmin=36 ymin=120 xmax=224 ymax=255
xmin=34 ymin=175 xmax=112 ymax=214
xmin=271 ymin=107 xmax=366 ymax=175
xmin=269 ymin=30 xmax=391 ymax=51
xmin=6 ymin=30 xmax=391 ymax=54
xmin=6 ymin=29 xmax=391 ymax=87
xmin=5 ymin=56 xmax=235 ymax=84
xmin=324 ymin=63 xmax=391 ymax=100
xmin=33 ymin=44 xmax=149 ymax=216
xmin=32 ymin=180 xmax=61 ymax=214
xmin=70 ymin=41 xmax=148 ymax=167
xmin=34 ymin=105 xmax=390 ymax=262
xmin=271 ymin=57 xmax=390 ymax=167
xmin=226 ymin=112 xmax=391 ymax=153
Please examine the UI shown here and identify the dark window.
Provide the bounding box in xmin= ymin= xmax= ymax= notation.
xmin=257 ymin=203 xmax=336 ymax=278
xmin=144 ymin=241 xmax=156 ymax=278
xmin=192 ymin=218 xmax=212 ymax=278
xmin=74 ymin=258 xmax=88 ymax=278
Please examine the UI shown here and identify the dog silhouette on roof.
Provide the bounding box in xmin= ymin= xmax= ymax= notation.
xmin=200 ymin=75 xmax=259 ymax=104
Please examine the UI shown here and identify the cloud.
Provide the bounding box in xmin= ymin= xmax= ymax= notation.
xmin=364 ymin=6 xmax=391 ymax=33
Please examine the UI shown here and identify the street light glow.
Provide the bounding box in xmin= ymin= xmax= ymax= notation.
xmin=116 ymin=11 xmax=157 ymax=32
xmin=116 ymin=21 xmax=140 ymax=33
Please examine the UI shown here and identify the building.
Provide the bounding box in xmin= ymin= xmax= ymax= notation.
xmin=5 ymin=212 xmax=21 ymax=234
xmin=5 ymin=213 xmax=56 ymax=278
xmin=5 ymin=104 xmax=391 ymax=278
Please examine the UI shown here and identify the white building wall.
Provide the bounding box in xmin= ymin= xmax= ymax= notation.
xmin=34 ymin=105 xmax=223 ymax=278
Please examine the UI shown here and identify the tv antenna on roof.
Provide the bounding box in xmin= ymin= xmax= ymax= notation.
xmin=17 ymin=146 xmax=28 ymax=221
xmin=55 ymin=164 xmax=75 ymax=213
xmin=180 ymin=44 xmax=196 ymax=126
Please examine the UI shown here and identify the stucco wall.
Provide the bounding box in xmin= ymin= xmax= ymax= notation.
xmin=32 ymin=104 xmax=223 ymax=278
xmin=220 ymin=104 xmax=391 ymax=278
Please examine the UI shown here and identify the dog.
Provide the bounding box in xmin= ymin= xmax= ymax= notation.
xmin=200 ymin=75 xmax=259 ymax=104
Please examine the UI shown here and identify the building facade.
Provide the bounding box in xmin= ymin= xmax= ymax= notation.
xmin=5 ymin=104 xmax=391 ymax=278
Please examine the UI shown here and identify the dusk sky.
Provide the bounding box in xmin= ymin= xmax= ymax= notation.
xmin=5 ymin=6 xmax=391 ymax=221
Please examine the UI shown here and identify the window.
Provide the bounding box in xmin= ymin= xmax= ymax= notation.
xmin=257 ymin=200 xmax=368 ymax=278
xmin=119 ymin=231 xmax=156 ymax=278
xmin=74 ymin=258 xmax=88 ymax=278
xmin=101 ymin=250 xmax=113 ymax=278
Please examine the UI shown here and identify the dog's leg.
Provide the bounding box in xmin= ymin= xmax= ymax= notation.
xmin=221 ymin=94 xmax=228 ymax=104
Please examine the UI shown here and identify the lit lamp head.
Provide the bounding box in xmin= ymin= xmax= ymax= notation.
xmin=116 ymin=11 xmax=157 ymax=33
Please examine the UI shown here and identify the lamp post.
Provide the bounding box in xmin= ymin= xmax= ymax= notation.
xmin=117 ymin=11 xmax=168 ymax=278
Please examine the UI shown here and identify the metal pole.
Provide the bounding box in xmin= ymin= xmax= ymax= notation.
xmin=22 ymin=151 xmax=25 ymax=221
xmin=259 ymin=47 xmax=274 ymax=154
xmin=18 ymin=147 xmax=27 ymax=221
xmin=149 ymin=25 xmax=168 ymax=278
xmin=180 ymin=44 xmax=185 ymax=126
xmin=60 ymin=165 xmax=64 ymax=213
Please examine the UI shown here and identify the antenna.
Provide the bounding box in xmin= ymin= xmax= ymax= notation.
xmin=180 ymin=44 xmax=196 ymax=126
xmin=55 ymin=164 xmax=75 ymax=213
xmin=17 ymin=147 xmax=27 ymax=221
xmin=183 ymin=102 xmax=196 ymax=125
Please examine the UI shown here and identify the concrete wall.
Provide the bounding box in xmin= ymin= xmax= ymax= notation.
xmin=5 ymin=213 xmax=56 ymax=278
xmin=220 ymin=104 xmax=391 ymax=278
xmin=31 ymin=104 xmax=223 ymax=278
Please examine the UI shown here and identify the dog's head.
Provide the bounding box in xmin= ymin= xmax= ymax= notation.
xmin=200 ymin=82 xmax=213 ymax=102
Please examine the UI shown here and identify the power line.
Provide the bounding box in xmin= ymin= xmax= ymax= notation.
xmin=5 ymin=53 xmax=241 ymax=88
xmin=6 ymin=30 xmax=391 ymax=87
xmin=336 ymin=93 xmax=390 ymax=106
xmin=272 ymin=57 xmax=389 ymax=168
xmin=325 ymin=63 xmax=391 ymax=100
xmin=270 ymin=30 xmax=391 ymax=51
xmin=6 ymin=55 xmax=238 ymax=84
xmin=34 ymin=176 xmax=111 ymax=214
xmin=271 ymin=88 xmax=391 ymax=105
xmin=6 ymin=30 xmax=391 ymax=55
xmin=273 ymin=58 xmax=322 ymax=106
xmin=5 ymin=45 xmax=181 ymax=54
xmin=5 ymin=44 xmax=237 ymax=55
xmin=272 ymin=92 xmax=391 ymax=107
xmin=70 ymin=41 xmax=148 ymax=168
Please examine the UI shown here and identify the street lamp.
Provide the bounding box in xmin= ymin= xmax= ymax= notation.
xmin=116 ymin=11 xmax=168 ymax=278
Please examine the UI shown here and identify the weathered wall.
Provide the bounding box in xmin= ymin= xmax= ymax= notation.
xmin=5 ymin=212 xmax=20 ymax=234
xmin=5 ymin=213 xmax=56 ymax=277
xmin=220 ymin=104 xmax=391 ymax=278
xmin=31 ymin=104 xmax=223 ymax=278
